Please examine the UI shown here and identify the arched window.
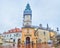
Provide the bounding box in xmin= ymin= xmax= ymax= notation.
xmin=13 ymin=39 xmax=15 ymax=42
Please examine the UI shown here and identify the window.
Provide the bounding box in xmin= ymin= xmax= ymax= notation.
xmin=14 ymin=33 xmax=19 ymax=37
xmin=19 ymin=34 xmax=21 ymax=36
xmin=10 ymin=34 xmax=11 ymax=37
xmin=7 ymin=35 xmax=8 ymax=37
xmin=10 ymin=38 xmax=13 ymax=39
xmin=44 ymin=32 xmax=46 ymax=35
xmin=13 ymin=39 xmax=15 ymax=42
xmin=16 ymin=33 xmax=18 ymax=37
xmin=14 ymin=34 xmax=16 ymax=36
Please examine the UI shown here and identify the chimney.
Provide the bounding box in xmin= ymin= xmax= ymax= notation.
xmin=39 ymin=24 xmax=42 ymax=28
xmin=57 ymin=27 xmax=59 ymax=31
xmin=47 ymin=24 xmax=49 ymax=29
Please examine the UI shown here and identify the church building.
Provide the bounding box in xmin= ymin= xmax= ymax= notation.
xmin=21 ymin=3 xmax=57 ymax=48
xmin=2 ymin=3 xmax=57 ymax=48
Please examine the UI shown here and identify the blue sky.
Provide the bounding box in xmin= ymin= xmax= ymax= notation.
xmin=0 ymin=0 xmax=60 ymax=33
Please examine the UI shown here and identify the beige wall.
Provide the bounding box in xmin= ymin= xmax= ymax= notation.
xmin=37 ymin=29 xmax=50 ymax=43
xmin=0 ymin=36 xmax=3 ymax=43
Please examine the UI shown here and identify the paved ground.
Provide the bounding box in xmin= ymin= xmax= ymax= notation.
xmin=0 ymin=46 xmax=19 ymax=48
xmin=0 ymin=45 xmax=13 ymax=48
xmin=56 ymin=45 xmax=60 ymax=48
xmin=0 ymin=44 xmax=58 ymax=48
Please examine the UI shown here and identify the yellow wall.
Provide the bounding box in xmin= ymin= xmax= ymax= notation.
xmin=49 ymin=32 xmax=56 ymax=37
xmin=49 ymin=31 xmax=57 ymax=40
xmin=21 ymin=27 xmax=37 ymax=44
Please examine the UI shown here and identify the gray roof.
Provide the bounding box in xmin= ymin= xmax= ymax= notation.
xmin=22 ymin=25 xmax=56 ymax=32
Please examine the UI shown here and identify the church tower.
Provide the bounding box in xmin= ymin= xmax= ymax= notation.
xmin=23 ymin=3 xmax=32 ymax=27
xmin=21 ymin=3 xmax=37 ymax=48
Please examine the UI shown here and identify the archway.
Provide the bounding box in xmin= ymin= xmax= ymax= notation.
xmin=26 ymin=37 xmax=30 ymax=44
xmin=26 ymin=37 xmax=30 ymax=48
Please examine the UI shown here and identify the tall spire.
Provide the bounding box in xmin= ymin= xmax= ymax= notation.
xmin=24 ymin=3 xmax=32 ymax=15
xmin=23 ymin=3 xmax=32 ymax=27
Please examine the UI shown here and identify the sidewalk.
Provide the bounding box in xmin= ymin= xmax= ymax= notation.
xmin=0 ymin=45 xmax=13 ymax=48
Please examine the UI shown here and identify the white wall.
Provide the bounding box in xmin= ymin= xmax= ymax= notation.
xmin=3 ymin=32 xmax=22 ymax=45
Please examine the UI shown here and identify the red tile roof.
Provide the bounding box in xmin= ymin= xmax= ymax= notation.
xmin=3 ymin=28 xmax=22 ymax=34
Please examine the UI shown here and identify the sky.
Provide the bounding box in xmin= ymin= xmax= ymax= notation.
xmin=0 ymin=0 xmax=60 ymax=33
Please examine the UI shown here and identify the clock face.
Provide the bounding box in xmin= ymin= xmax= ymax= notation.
xmin=25 ymin=15 xmax=30 ymax=21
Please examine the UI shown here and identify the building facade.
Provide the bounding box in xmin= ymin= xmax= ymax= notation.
xmin=3 ymin=28 xmax=22 ymax=46
xmin=21 ymin=3 xmax=57 ymax=48
xmin=0 ymin=34 xmax=4 ymax=45
xmin=37 ymin=28 xmax=50 ymax=43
